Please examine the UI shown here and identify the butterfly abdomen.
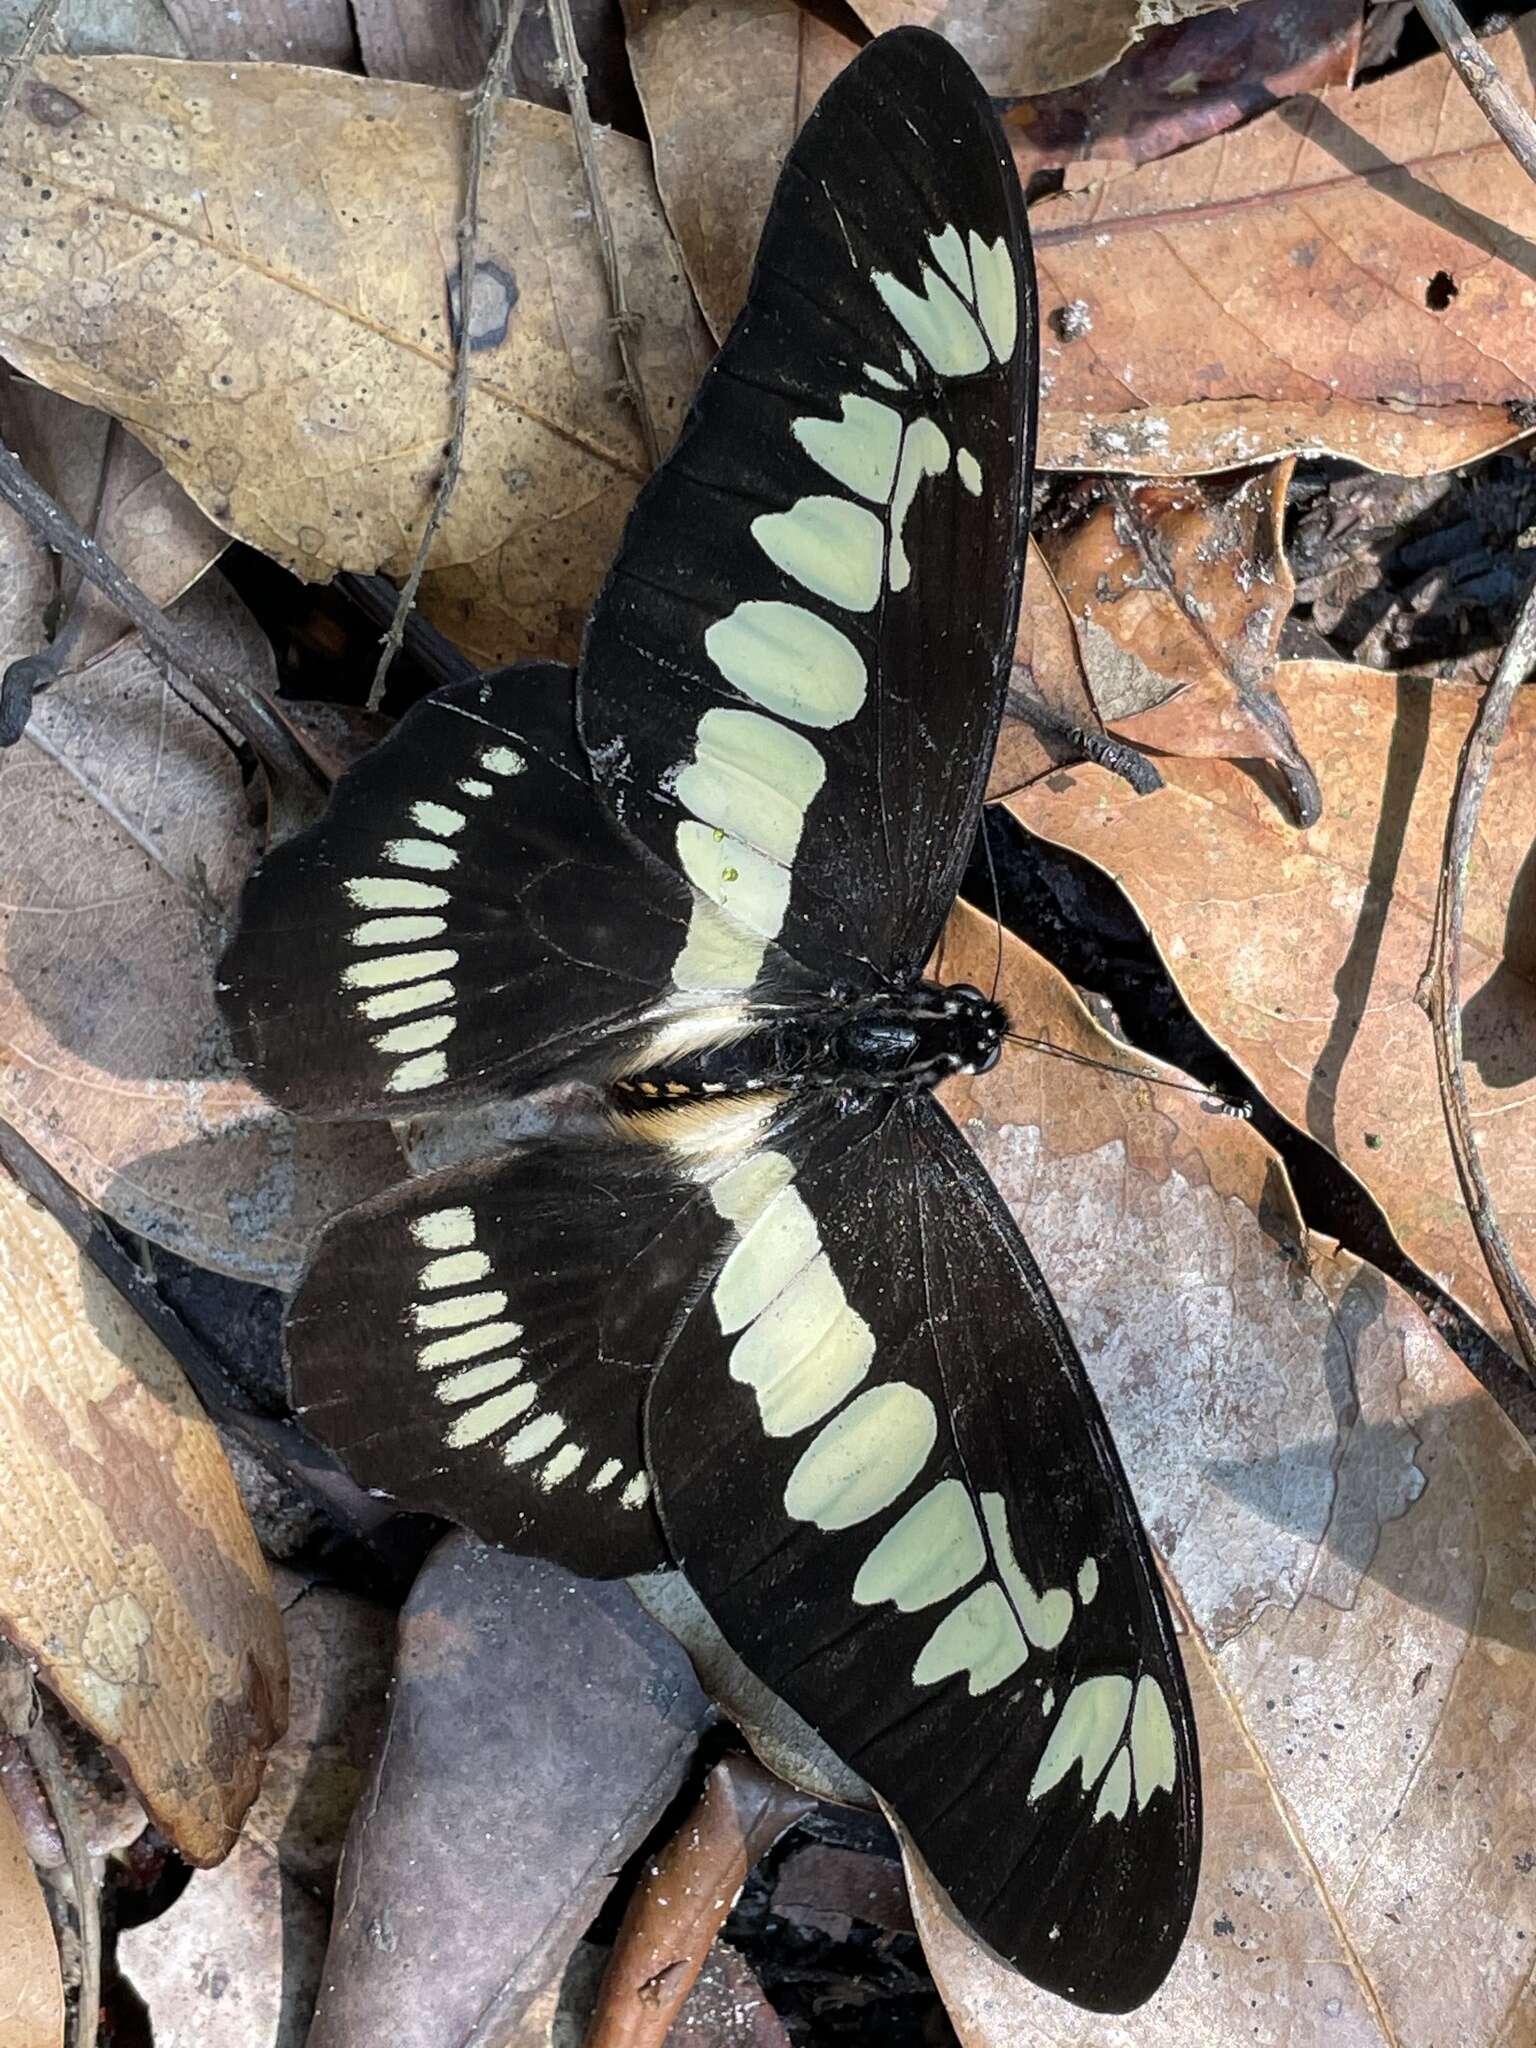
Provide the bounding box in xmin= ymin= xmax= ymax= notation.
xmin=613 ymin=980 xmax=1006 ymax=1110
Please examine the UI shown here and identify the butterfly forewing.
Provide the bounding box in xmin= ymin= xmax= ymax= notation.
xmin=578 ymin=28 xmax=1036 ymax=995
xmin=646 ymin=1092 xmax=1199 ymax=2011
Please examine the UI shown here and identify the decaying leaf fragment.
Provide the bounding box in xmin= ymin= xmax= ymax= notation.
xmin=0 ymin=56 xmax=710 ymax=667
xmin=0 ymin=1168 xmax=287 ymax=1866
xmin=1010 ymin=660 xmax=1536 ymax=1352
xmin=0 ymin=570 xmax=402 ymax=1283
xmin=986 ymin=538 xmax=1101 ymax=799
xmin=0 ymin=1785 xmax=63 ymax=2048
xmin=1032 ymin=21 xmax=1536 ymax=475
xmin=1041 ymin=462 xmax=1319 ymax=816
xmin=845 ymin=0 xmax=1231 ymax=98
xmin=921 ymin=906 xmax=1536 ymax=2041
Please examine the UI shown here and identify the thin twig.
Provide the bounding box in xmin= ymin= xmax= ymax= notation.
xmin=547 ymin=0 xmax=662 ymax=472
xmin=367 ymin=0 xmax=528 ymax=710
xmin=0 ymin=0 xmax=64 ymax=129
xmin=0 ymin=440 xmax=323 ymax=792
xmin=1416 ymin=575 xmax=1536 ymax=1375
xmin=1417 ymin=0 xmax=1536 ymax=186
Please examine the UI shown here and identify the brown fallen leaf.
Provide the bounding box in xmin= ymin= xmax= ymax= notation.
xmin=117 ymin=1573 xmax=393 ymax=2047
xmin=772 ymin=1842 xmax=913 ymax=1941
xmin=845 ymin=0 xmax=1231 ymax=98
xmin=0 ymin=56 xmax=710 ymax=668
xmin=3 ymin=385 xmax=226 ymax=675
xmin=916 ymin=904 xmax=1536 ymax=2039
xmin=585 ymin=1753 xmax=813 ymax=2048
xmin=1032 ymin=21 xmax=1536 ymax=476
xmin=0 ymin=1164 xmax=287 ymax=1866
xmin=358 ymin=0 xmax=639 ymax=129
xmin=308 ymin=1536 xmax=711 ymax=2048
xmin=1041 ymin=463 xmax=1320 ymax=818
xmin=622 ymin=0 xmax=855 ymax=342
xmin=0 ymin=569 xmax=402 ymax=1282
xmin=0 ymin=1784 xmax=62 ymax=2048
xmin=1010 ymin=659 xmax=1536 ymax=1352
xmin=1006 ymin=0 xmax=1361 ymax=179
xmin=156 ymin=0 xmax=357 ymax=65
xmin=986 ymin=538 xmax=1103 ymax=800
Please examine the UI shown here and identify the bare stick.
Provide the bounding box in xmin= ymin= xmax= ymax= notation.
xmin=0 ymin=1646 xmax=96 ymax=2048
xmin=1416 ymin=574 xmax=1536 ymax=1374
xmin=547 ymin=0 xmax=662 ymax=473
xmin=0 ymin=440 xmax=323 ymax=792
xmin=1417 ymin=1 xmax=1536 ymax=186
xmin=367 ymin=0 xmax=528 ymax=710
xmin=0 ymin=0 xmax=64 ymax=129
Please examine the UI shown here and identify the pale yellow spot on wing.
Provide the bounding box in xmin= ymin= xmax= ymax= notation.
xmin=911 ymin=1581 xmax=1026 ymax=1695
xmin=1131 ymin=1675 xmax=1178 ymax=1808
xmin=1029 ymin=1675 xmax=1133 ymax=1803
xmin=782 ymin=1381 xmax=936 ymax=1531
xmin=751 ymin=496 xmax=885 ymax=613
xmin=854 ymin=1478 xmax=986 ymax=1612
xmin=793 ymin=393 xmax=902 ymax=501
xmin=705 ymin=601 xmax=866 ymax=729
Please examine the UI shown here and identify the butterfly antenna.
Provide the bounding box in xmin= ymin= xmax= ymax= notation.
xmin=981 ymin=812 xmax=1004 ymax=1005
xmin=1004 ymin=1032 xmax=1252 ymax=1117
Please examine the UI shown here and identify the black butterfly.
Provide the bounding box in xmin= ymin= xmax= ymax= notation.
xmin=220 ymin=27 xmax=1199 ymax=2012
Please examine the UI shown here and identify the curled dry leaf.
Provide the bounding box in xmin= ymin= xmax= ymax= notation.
xmin=1006 ymin=0 xmax=1362 ymax=180
xmin=621 ymin=0 xmax=855 ymax=342
xmin=4 ymin=385 xmax=226 ymax=674
xmin=1010 ymin=659 xmax=1536 ymax=1353
xmin=0 ymin=57 xmax=711 ymax=667
xmin=1033 ymin=21 xmax=1536 ymax=476
xmin=0 ymin=1167 xmax=287 ymax=1866
xmin=585 ymin=1753 xmax=813 ymax=2048
xmin=845 ymin=0 xmax=1229 ymax=98
xmin=155 ymin=0 xmax=357 ymax=65
xmin=309 ymin=1536 xmax=711 ymax=2048
xmin=1041 ymin=463 xmax=1320 ymax=819
xmin=986 ymin=538 xmax=1100 ymax=799
xmin=0 ymin=569 xmax=402 ymax=1282
xmin=921 ymin=905 xmax=1536 ymax=2040
xmin=0 ymin=1786 xmax=62 ymax=2048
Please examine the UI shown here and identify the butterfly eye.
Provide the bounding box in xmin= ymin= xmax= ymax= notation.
xmin=976 ymin=1039 xmax=1003 ymax=1074
xmin=949 ymin=982 xmax=985 ymax=1003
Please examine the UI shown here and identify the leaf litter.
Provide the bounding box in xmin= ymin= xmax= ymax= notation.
xmin=0 ymin=3 xmax=1530 ymax=2044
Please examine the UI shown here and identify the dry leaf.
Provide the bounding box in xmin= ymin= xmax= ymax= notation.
xmin=622 ymin=0 xmax=855 ymax=341
xmin=986 ymin=538 xmax=1100 ymax=799
xmin=358 ymin=0 xmax=638 ymax=128
xmin=4 ymin=386 xmax=226 ymax=672
xmin=0 ymin=0 xmax=183 ymax=57
xmin=0 ymin=57 xmax=711 ymax=667
xmin=156 ymin=0 xmax=356 ymax=65
xmin=917 ymin=905 xmax=1536 ymax=2039
xmin=0 ymin=1788 xmax=62 ymax=2048
xmin=1033 ymin=22 xmax=1536 ymax=475
xmin=1041 ymin=463 xmax=1319 ymax=816
xmin=0 ymin=1167 xmax=287 ymax=1865
xmin=772 ymin=1843 xmax=913 ymax=1940
xmin=1006 ymin=0 xmax=1361 ymax=179
xmin=1010 ymin=659 xmax=1536 ymax=1352
xmin=585 ymin=1754 xmax=812 ymax=2048
xmin=309 ymin=1537 xmax=711 ymax=2048
xmin=0 ymin=570 xmax=402 ymax=1282
xmin=845 ymin=0 xmax=1230 ymax=98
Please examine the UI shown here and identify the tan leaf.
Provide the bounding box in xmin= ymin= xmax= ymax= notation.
xmin=1005 ymin=0 xmax=1361 ymax=180
xmin=1041 ymin=463 xmax=1319 ymax=815
xmin=4 ymin=386 xmax=226 ymax=671
xmin=0 ymin=1167 xmax=287 ymax=1865
xmin=846 ymin=0 xmax=1230 ymax=98
xmin=1008 ymin=659 xmax=1536 ymax=1353
xmin=0 ymin=56 xmax=712 ymax=668
xmin=920 ymin=905 xmax=1536 ymax=2039
xmin=987 ymin=538 xmax=1101 ymax=799
xmin=1034 ymin=22 xmax=1536 ymax=476
xmin=0 ymin=1789 xmax=62 ymax=2048
xmin=622 ymin=0 xmax=855 ymax=342
xmin=0 ymin=573 xmax=403 ymax=1282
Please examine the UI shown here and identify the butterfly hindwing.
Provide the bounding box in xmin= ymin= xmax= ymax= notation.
xmin=578 ymin=27 xmax=1036 ymax=992
xmin=218 ymin=662 xmax=696 ymax=1118
xmin=647 ymin=1091 xmax=1199 ymax=2012
xmin=285 ymin=1131 xmax=763 ymax=1576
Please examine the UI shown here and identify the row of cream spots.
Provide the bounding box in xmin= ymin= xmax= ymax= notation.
xmin=666 ymin=224 xmax=1012 ymax=997
xmin=338 ymin=743 xmax=523 ymax=1094
xmin=707 ymin=1149 xmax=1177 ymax=1822
xmin=407 ymin=1204 xmax=651 ymax=1510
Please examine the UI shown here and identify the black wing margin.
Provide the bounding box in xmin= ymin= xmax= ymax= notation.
xmin=218 ymin=664 xmax=694 ymax=1118
xmin=579 ymin=28 xmax=1036 ymax=992
xmin=646 ymin=1091 xmax=1199 ymax=2010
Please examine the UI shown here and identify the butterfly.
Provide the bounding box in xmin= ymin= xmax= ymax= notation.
xmin=219 ymin=26 xmax=1199 ymax=2012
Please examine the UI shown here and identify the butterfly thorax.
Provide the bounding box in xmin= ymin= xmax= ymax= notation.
xmin=614 ymin=980 xmax=1006 ymax=1107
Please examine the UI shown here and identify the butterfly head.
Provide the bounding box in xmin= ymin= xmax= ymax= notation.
xmin=940 ymin=980 xmax=1007 ymax=1076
